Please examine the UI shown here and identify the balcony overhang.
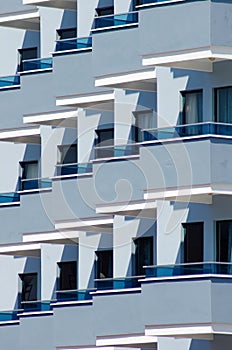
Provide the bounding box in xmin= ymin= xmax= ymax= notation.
xmin=56 ymin=91 xmax=115 ymax=111
xmin=96 ymin=334 xmax=157 ymax=348
xmin=23 ymin=109 xmax=77 ymax=128
xmin=145 ymin=322 xmax=232 ymax=339
xmin=55 ymin=216 xmax=114 ymax=233
xmin=23 ymin=230 xmax=79 ymax=245
xmin=142 ymin=46 xmax=232 ymax=72
xmin=95 ymin=68 xmax=157 ymax=92
xmin=144 ymin=184 xmax=232 ymax=204
xmin=0 ymin=242 xmax=41 ymax=257
xmin=0 ymin=9 xmax=40 ymax=31
xmin=96 ymin=199 xmax=157 ymax=218
xmin=0 ymin=126 xmax=41 ymax=144
xmin=23 ymin=0 xmax=76 ymax=11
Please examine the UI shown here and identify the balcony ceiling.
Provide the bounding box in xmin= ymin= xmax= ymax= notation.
xmin=56 ymin=91 xmax=115 ymax=111
xmin=0 ymin=242 xmax=41 ymax=257
xmin=23 ymin=230 xmax=79 ymax=245
xmin=55 ymin=216 xmax=114 ymax=233
xmin=0 ymin=126 xmax=41 ymax=144
xmin=23 ymin=0 xmax=76 ymax=11
xmin=96 ymin=199 xmax=157 ymax=218
xmin=0 ymin=10 xmax=40 ymax=31
xmin=144 ymin=183 xmax=232 ymax=204
xmin=95 ymin=68 xmax=157 ymax=92
xmin=142 ymin=47 xmax=228 ymax=72
xmin=23 ymin=109 xmax=77 ymax=128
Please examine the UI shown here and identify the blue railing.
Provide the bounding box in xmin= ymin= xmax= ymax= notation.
xmin=0 ymin=192 xmax=20 ymax=204
xmin=95 ymin=144 xmax=139 ymax=159
xmin=95 ymin=276 xmax=143 ymax=290
xmin=55 ymin=162 xmax=93 ymax=176
xmin=21 ymin=300 xmax=52 ymax=312
xmin=56 ymin=36 xmax=92 ymax=52
xmin=21 ymin=57 xmax=53 ymax=72
xmin=20 ymin=178 xmax=52 ymax=191
xmin=93 ymin=12 xmax=138 ymax=30
xmin=56 ymin=289 xmax=96 ymax=302
xmin=0 ymin=75 xmax=20 ymax=88
xmin=142 ymin=122 xmax=232 ymax=142
xmin=145 ymin=262 xmax=232 ymax=278
xmin=0 ymin=310 xmax=19 ymax=322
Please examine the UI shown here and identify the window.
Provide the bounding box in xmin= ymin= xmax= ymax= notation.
xmin=58 ymin=261 xmax=77 ymax=290
xmin=215 ymin=86 xmax=232 ymax=123
xmin=181 ymin=90 xmax=203 ymax=124
xmin=95 ymin=250 xmax=113 ymax=279
xmin=95 ymin=6 xmax=114 ymax=16
xmin=58 ymin=144 xmax=77 ymax=164
xmin=182 ymin=222 xmax=204 ymax=263
xmin=57 ymin=28 xmax=77 ymax=40
xmin=134 ymin=237 xmax=153 ymax=276
xmin=134 ymin=110 xmax=155 ymax=142
xmin=19 ymin=273 xmax=37 ymax=302
xmin=18 ymin=47 xmax=38 ymax=72
xmin=20 ymin=161 xmax=39 ymax=191
xmin=95 ymin=128 xmax=114 ymax=158
xmin=216 ymin=220 xmax=232 ymax=262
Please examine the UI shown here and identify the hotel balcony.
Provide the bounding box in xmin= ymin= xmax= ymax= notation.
xmin=0 ymin=75 xmax=20 ymax=90
xmin=93 ymin=13 xmax=157 ymax=92
xmin=53 ymin=45 xmax=114 ymax=111
xmin=20 ymin=57 xmax=53 ymax=74
xmin=139 ymin=0 xmax=232 ymax=71
xmin=22 ymin=0 xmax=76 ymax=11
xmin=54 ymin=36 xmax=92 ymax=55
xmin=139 ymin=122 xmax=232 ymax=204
xmin=142 ymin=262 xmax=232 ymax=339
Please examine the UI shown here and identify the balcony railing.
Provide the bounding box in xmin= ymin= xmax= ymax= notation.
xmin=0 ymin=75 xmax=20 ymax=88
xmin=145 ymin=262 xmax=232 ymax=278
xmin=55 ymin=162 xmax=93 ymax=176
xmin=20 ymin=300 xmax=52 ymax=312
xmin=0 ymin=310 xmax=19 ymax=322
xmin=95 ymin=144 xmax=140 ymax=159
xmin=93 ymin=11 xmax=138 ymax=31
xmin=94 ymin=276 xmax=143 ymax=290
xmin=142 ymin=122 xmax=232 ymax=142
xmin=20 ymin=177 xmax=52 ymax=191
xmin=0 ymin=192 xmax=20 ymax=204
xmin=56 ymin=289 xmax=96 ymax=302
xmin=55 ymin=36 xmax=92 ymax=52
xmin=20 ymin=57 xmax=53 ymax=72
xmin=136 ymin=0 xmax=168 ymax=6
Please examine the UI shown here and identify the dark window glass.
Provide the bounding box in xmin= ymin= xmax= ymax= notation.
xmin=95 ymin=6 xmax=114 ymax=16
xmin=183 ymin=222 xmax=204 ymax=263
xmin=95 ymin=128 xmax=114 ymax=158
xmin=57 ymin=28 xmax=77 ymax=40
xmin=181 ymin=90 xmax=203 ymax=124
xmin=21 ymin=161 xmax=38 ymax=180
xmin=58 ymin=261 xmax=77 ymax=290
xmin=95 ymin=250 xmax=113 ymax=279
xmin=215 ymin=87 xmax=232 ymax=123
xmin=134 ymin=237 xmax=153 ymax=275
xmin=18 ymin=47 xmax=38 ymax=71
xmin=216 ymin=221 xmax=232 ymax=262
xmin=58 ymin=144 xmax=77 ymax=164
xmin=19 ymin=273 xmax=37 ymax=302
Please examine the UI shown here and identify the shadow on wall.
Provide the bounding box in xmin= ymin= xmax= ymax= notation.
xmin=13 ymin=256 xmax=41 ymax=310
xmin=16 ymin=30 xmax=40 ymax=73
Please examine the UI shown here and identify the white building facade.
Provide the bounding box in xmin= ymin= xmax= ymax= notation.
xmin=0 ymin=0 xmax=231 ymax=349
